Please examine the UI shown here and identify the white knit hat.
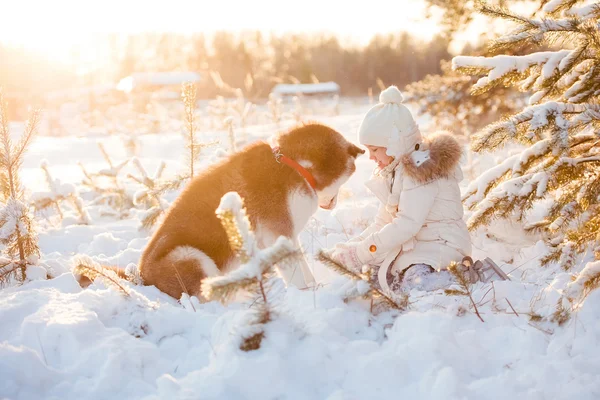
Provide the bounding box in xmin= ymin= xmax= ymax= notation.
xmin=358 ymin=85 xmax=421 ymax=158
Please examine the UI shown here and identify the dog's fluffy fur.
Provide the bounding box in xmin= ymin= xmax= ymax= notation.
xmin=77 ymin=123 xmax=364 ymax=300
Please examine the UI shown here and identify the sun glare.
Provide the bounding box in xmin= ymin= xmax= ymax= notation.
xmin=1 ymin=0 xmax=440 ymax=64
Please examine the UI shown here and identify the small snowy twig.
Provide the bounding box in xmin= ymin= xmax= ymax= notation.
xmin=506 ymin=298 xmax=520 ymax=316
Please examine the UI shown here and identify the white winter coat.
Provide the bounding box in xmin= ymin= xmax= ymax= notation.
xmin=353 ymin=133 xmax=472 ymax=292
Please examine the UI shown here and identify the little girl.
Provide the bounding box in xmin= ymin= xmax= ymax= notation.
xmin=330 ymin=86 xmax=489 ymax=293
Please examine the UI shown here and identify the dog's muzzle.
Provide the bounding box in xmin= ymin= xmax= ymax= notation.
xmin=320 ymin=195 xmax=338 ymax=210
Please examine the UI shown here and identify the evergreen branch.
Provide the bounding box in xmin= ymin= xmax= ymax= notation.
xmin=127 ymin=173 xmax=145 ymax=186
xmin=12 ymin=109 xmax=41 ymax=167
xmin=316 ymin=250 xmax=406 ymax=311
xmin=97 ymin=142 xmax=114 ymax=169
xmin=131 ymin=157 xmax=149 ymax=180
xmin=141 ymin=206 xmax=164 ymax=230
xmin=78 ymin=162 xmax=97 ymax=188
xmin=0 ymin=260 xmax=20 ymax=288
xmin=188 ymin=140 xmax=219 ymax=155
xmin=150 ymin=175 xmax=189 ymax=196
xmin=182 ymin=82 xmax=199 ymax=178
xmin=472 ymin=102 xmax=600 ymax=152
xmin=476 ymin=0 xmax=538 ymax=28
xmin=0 ymin=89 xmax=12 ymax=171
xmin=202 ymin=274 xmax=259 ymax=303
xmin=315 ymin=249 xmax=363 ymax=280
xmin=153 ymin=161 xmax=166 ymax=180
xmin=544 ymin=0 xmax=587 ymax=17
xmin=446 ymin=262 xmax=484 ymax=322
xmin=32 ymin=196 xmax=65 ymax=213
xmin=72 ymin=256 xmax=130 ymax=297
xmin=68 ymin=194 xmax=90 ymax=225
xmin=201 ymin=236 xmax=297 ymax=303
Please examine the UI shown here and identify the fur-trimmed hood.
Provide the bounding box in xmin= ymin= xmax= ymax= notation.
xmin=401 ymin=132 xmax=462 ymax=184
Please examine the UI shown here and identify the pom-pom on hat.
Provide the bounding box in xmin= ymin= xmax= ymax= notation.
xmin=358 ymin=85 xmax=421 ymax=158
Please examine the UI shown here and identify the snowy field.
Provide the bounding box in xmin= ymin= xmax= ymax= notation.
xmin=1 ymin=97 xmax=599 ymax=400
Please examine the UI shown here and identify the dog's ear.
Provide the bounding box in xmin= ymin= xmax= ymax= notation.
xmin=348 ymin=144 xmax=366 ymax=158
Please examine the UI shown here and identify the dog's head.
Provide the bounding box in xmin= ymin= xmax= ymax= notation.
xmin=276 ymin=122 xmax=365 ymax=210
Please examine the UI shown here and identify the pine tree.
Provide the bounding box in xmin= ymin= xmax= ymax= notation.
xmin=223 ymin=116 xmax=236 ymax=153
xmin=181 ymin=81 xmax=218 ymax=180
xmin=78 ymin=142 xmax=132 ymax=217
xmin=182 ymin=81 xmax=201 ymax=179
xmin=127 ymin=158 xmax=169 ymax=230
xmin=200 ymin=192 xmax=299 ymax=351
xmin=32 ymin=161 xmax=90 ymax=225
xmin=455 ymin=0 xmax=600 ymax=270
xmin=0 ymin=89 xmax=41 ymax=286
xmin=404 ymin=59 xmax=522 ymax=135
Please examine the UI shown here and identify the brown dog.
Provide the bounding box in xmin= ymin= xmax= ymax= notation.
xmin=77 ymin=122 xmax=364 ymax=300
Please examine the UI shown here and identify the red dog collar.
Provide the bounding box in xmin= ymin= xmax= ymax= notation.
xmin=272 ymin=147 xmax=317 ymax=191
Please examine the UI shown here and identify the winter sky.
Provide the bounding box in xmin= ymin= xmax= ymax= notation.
xmin=1 ymin=0 xmax=441 ymax=61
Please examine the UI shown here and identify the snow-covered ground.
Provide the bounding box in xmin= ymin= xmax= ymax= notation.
xmin=1 ymin=98 xmax=599 ymax=400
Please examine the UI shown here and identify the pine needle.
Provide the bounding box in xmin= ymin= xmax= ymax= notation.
xmin=172 ymin=262 xmax=196 ymax=312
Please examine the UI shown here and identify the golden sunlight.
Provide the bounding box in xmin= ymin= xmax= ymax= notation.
xmin=2 ymin=0 xmax=441 ymax=61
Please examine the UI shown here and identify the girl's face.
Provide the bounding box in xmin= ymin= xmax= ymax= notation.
xmin=366 ymin=145 xmax=394 ymax=169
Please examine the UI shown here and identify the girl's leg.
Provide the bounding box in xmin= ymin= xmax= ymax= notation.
xmin=393 ymin=264 xmax=453 ymax=293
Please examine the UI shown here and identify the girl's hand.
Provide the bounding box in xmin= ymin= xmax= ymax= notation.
xmin=330 ymin=246 xmax=363 ymax=272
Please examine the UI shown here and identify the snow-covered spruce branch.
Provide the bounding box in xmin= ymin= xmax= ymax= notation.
xmin=462 ymin=137 xmax=572 ymax=209
xmin=474 ymin=0 xmax=584 ymax=52
xmin=466 ymin=154 xmax=593 ymax=226
xmin=470 ymin=102 xmax=600 ymax=151
xmin=97 ymin=142 xmax=129 ymax=178
xmin=462 ymin=131 xmax=600 ymax=209
xmin=201 ymin=236 xmax=298 ymax=303
xmin=453 ymin=50 xmax=586 ymax=96
xmin=565 ymin=259 xmax=600 ymax=304
xmin=0 ymin=258 xmax=21 ymax=288
xmin=72 ymin=255 xmax=130 ymax=297
xmin=547 ymin=259 xmax=600 ymax=325
xmin=543 ymin=0 xmax=600 ymax=20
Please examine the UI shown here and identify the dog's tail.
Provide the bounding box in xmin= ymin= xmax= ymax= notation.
xmin=72 ymin=255 xmax=142 ymax=295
